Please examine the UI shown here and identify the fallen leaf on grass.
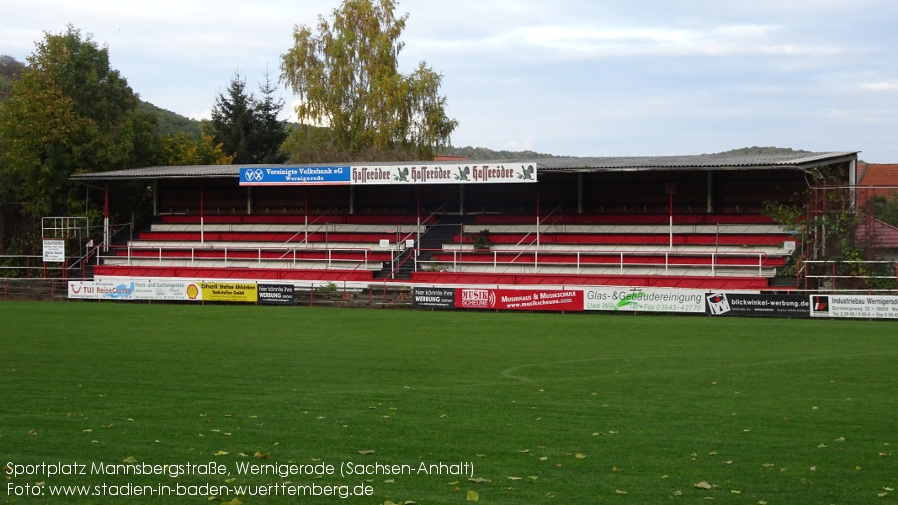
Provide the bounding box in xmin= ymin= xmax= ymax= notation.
xmin=469 ymin=477 xmax=491 ymax=483
xmin=253 ymin=452 xmax=269 ymax=459
xmin=358 ymin=450 xmax=375 ymax=455
xmin=466 ymin=490 xmax=479 ymax=502
xmin=508 ymin=477 xmax=522 ymax=481
xmin=575 ymin=453 xmax=587 ymax=459
xmin=214 ymin=451 xmax=228 ymax=456
xmin=694 ymin=481 xmax=713 ymax=490
xmin=123 ymin=456 xmax=137 ymax=463
xmin=615 ymin=489 xmax=627 ymax=494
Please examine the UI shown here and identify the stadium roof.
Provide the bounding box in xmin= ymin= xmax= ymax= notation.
xmin=70 ymin=151 xmax=858 ymax=181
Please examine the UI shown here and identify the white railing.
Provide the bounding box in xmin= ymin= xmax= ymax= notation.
xmin=416 ymin=248 xmax=772 ymax=277
xmin=100 ymin=244 xmax=388 ymax=271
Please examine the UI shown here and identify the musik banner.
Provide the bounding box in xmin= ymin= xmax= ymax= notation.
xmin=455 ymin=288 xmax=583 ymax=312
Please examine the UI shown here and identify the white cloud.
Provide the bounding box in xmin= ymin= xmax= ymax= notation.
xmin=860 ymin=81 xmax=898 ymax=92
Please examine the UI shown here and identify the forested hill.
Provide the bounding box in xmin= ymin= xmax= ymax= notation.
xmin=439 ymin=145 xmax=561 ymax=160
xmin=138 ymin=101 xmax=203 ymax=138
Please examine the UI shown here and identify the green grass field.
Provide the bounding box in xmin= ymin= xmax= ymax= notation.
xmin=1 ymin=301 xmax=897 ymax=504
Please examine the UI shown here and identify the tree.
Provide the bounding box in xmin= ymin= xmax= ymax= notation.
xmin=0 ymin=26 xmax=157 ymax=254
xmin=206 ymin=71 xmax=288 ymax=164
xmin=279 ymin=0 xmax=458 ymax=162
xmin=0 ymin=55 xmax=26 ymax=100
xmin=159 ymin=133 xmax=235 ymax=166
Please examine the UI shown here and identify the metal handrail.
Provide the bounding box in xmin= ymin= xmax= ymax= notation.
xmin=417 ymin=247 xmax=775 ymax=276
xmin=99 ymin=243 xmax=388 ymax=271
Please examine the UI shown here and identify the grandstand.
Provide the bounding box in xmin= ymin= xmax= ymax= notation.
xmin=71 ymin=151 xmax=858 ymax=291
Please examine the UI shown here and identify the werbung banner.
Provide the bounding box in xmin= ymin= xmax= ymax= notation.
xmin=412 ymin=287 xmax=456 ymax=309
xmin=455 ymin=288 xmax=583 ymax=311
xmin=584 ymin=287 xmax=705 ymax=313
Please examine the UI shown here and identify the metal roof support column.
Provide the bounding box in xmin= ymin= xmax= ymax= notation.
xmin=577 ymin=173 xmax=584 ymax=214
xmin=246 ymin=187 xmax=253 ymax=215
xmin=152 ymin=180 xmax=158 ymax=217
xmin=459 ymin=185 xmax=465 ymax=215
xmin=349 ymin=185 xmax=355 ymax=214
xmin=848 ymin=159 xmax=857 ymax=210
xmin=706 ymin=171 xmax=714 ymax=213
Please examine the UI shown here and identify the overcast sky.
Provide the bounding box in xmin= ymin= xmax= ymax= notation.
xmin=3 ymin=0 xmax=897 ymax=162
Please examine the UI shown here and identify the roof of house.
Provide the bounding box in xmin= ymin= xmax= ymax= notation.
xmin=856 ymin=163 xmax=898 ymax=204
xmin=70 ymin=151 xmax=858 ymax=181
xmin=857 ymin=218 xmax=898 ymax=249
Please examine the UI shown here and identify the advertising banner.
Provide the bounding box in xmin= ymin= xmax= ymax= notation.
xmin=43 ymin=239 xmax=65 ymax=263
xmin=584 ymin=288 xmax=705 ymax=313
xmin=350 ymin=163 xmax=537 ymax=186
xmin=240 ymin=163 xmax=537 ymax=187
xmin=68 ymin=281 xmax=135 ymax=300
xmin=706 ymin=293 xmax=810 ymax=318
xmin=809 ymin=294 xmax=898 ymax=319
xmin=239 ymin=166 xmax=351 ymax=186
xmin=455 ymin=288 xmax=583 ymax=311
xmin=199 ymin=282 xmax=258 ymax=303
xmin=412 ymin=287 xmax=456 ymax=309
xmin=132 ymin=279 xmax=202 ymax=301
xmin=258 ymin=283 xmax=295 ymax=305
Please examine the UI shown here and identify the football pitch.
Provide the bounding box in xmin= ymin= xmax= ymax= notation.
xmin=1 ymin=301 xmax=896 ymax=504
